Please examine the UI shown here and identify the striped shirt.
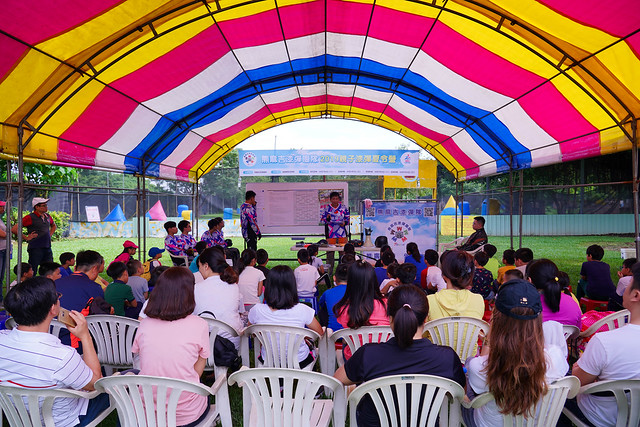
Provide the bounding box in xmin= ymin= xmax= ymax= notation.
xmin=0 ymin=328 xmax=93 ymax=427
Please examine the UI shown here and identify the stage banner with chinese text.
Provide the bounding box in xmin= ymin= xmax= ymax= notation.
xmin=362 ymin=201 xmax=437 ymax=263
xmin=238 ymin=149 xmax=419 ymax=176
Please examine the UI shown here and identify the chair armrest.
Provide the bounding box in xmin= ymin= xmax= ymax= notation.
xmin=58 ymin=389 xmax=102 ymax=400
xmin=209 ymin=370 xmax=228 ymax=395
xmin=461 ymin=392 xmax=494 ymax=409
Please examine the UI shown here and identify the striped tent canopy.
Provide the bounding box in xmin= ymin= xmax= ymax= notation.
xmin=1 ymin=0 xmax=639 ymax=182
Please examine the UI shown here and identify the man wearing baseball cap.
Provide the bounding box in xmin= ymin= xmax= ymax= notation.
xmin=0 ymin=200 xmax=7 ymax=298
xmin=11 ymin=197 xmax=56 ymax=274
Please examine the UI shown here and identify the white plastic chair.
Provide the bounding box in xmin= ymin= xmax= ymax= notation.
xmin=324 ymin=326 xmax=394 ymax=374
xmin=240 ymin=324 xmax=321 ymax=370
xmin=3 ymin=317 xmax=16 ymax=330
xmin=561 ymin=379 xmax=640 ymax=427
xmin=462 ymin=376 xmax=580 ymax=426
xmin=578 ymin=309 xmax=630 ymax=343
xmin=562 ymin=324 xmax=580 ymax=341
xmin=228 ymin=367 xmax=346 ymax=427
xmin=0 ymin=384 xmax=114 ymax=427
xmin=438 ymin=237 xmax=467 ymax=253
xmin=3 ymin=317 xmax=67 ymax=338
xmin=423 ymin=317 xmax=489 ymax=362
xmin=200 ymin=316 xmax=239 ymax=427
xmin=95 ymin=373 xmax=228 ymax=427
xmin=86 ymin=315 xmax=139 ymax=375
xmin=347 ymin=374 xmax=465 ymax=427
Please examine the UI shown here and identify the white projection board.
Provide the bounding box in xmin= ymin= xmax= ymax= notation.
xmin=246 ymin=182 xmax=349 ymax=235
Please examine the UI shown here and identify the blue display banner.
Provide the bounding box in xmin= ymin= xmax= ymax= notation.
xmin=362 ymin=201 xmax=438 ymax=263
xmin=238 ymin=149 xmax=419 ymax=176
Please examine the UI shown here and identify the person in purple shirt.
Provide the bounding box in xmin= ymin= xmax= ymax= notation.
xmin=578 ymin=244 xmax=616 ymax=301
xmin=200 ymin=218 xmax=219 ymax=248
xmin=58 ymin=251 xmax=75 ymax=278
xmin=528 ymin=258 xmax=581 ymax=328
xmin=241 ymin=191 xmax=261 ymax=251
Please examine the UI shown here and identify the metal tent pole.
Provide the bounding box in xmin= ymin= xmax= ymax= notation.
xmin=3 ymin=160 xmax=12 ymax=298
xmin=16 ymin=127 xmax=25 ymax=280
xmin=632 ymin=120 xmax=639 ymax=257
xmin=454 ymin=180 xmax=459 ymax=238
xmin=460 ymin=181 xmax=464 ymax=237
xmin=509 ymin=167 xmax=514 ymax=249
xmin=519 ymin=170 xmax=524 ymax=249
xmin=136 ymin=176 xmax=141 ymax=260
xmin=142 ymin=175 xmax=147 ymax=261
xmin=193 ymin=180 xmax=199 ymax=239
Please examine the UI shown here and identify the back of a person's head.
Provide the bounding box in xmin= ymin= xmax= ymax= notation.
xmin=5 ymin=277 xmax=58 ymax=326
xmin=198 ymin=247 xmax=238 ymax=284
xmin=207 ymin=217 xmax=217 ymax=230
xmin=386 ymin=262 xmax=399 ymax=279
xmin=107 ymin=261 xmax=127 ymax=281
xmin=631 ymin=262 xmax=640 ymax=292
xmin=307 ymin=244 xmax=318 ymax=257
xmin=163 ymin=221 xmax=176 ymax=232
xmin=256 ymin=248 xmax=269 ymax=265
xmin=144 ymin=267 xmax=195 ymax=320
xmin=381 ymin=250 xmax=396 ymax=267
xmin=14 ymin=262 xmax=32 ymax=277
xmin=502 ymin=249 xmax=516 ymax=265
xmin=340 ymin=253 xmax=356 ymax=265
xmin=406 ymin=242 xmax=421 ymax=263
xmin=59 ymin=252 xmax=75 ymax=265
xmin=623 ymin=257 xmax=637 ymax=270
xmin=264 ymin=265 xmax=298 ymax=310
xmin=474 ymin=251 xmax=489 ymax=267
xmin=335 ymin=261 xmax=384 ymax=328
xmin=387 ymin=285 xmax=429 ymax=349
xmin=237 ymin=248 xmax=256 ymax=274
xmin=297 ymin=248 xmax=310 ymax=263
xmin=514 ymin=247 xmax=533 ymax=263
xmin=586 ymin=244 xmax=604 ymax=261
xmin=557 ymin=271 xmax=571 ymax=295
xmin=474 ymin=216 xmax=486 ymax=227
xmin=441 ymin=250 xmax=475 ymax=289
xmin=334 ymin=263 xmax=349 ymax=283
xmin=194 ymin=240 xmax=207 ymax=255
xmin=396 ymin=263 xmax=417 ymax=285
xmin=75 ymin=250 xmax=104 ymax=272
xmin=245 ymin=190 xmax=256 ymax=200
xmin=424 ymin=249 xmax=438 ymax=266
xmin=39 ymin=262 xmax=60 ymax=277
xmin=343 ymin=243 xmax=355 ymax=254
xmin=483 ymin=244 xmax=497 ymax=258
xmin=148 ymin=265 xmax=169 ymax=288
xmin=503 ymin=269 xmax=524 ymax=281
xmin=527 ymin=259 xmax=561 ymax=312
xmin=127 ymin=259 xmax=142 ymax=276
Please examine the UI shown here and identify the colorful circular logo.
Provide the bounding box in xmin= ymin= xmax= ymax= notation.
xmin=400 ymin=152 xmax=414 ymax=165
xmin=242 ymin=152 xmax=257 ymax=167
xmin=387 ymin=221 xmax=413 ymax=244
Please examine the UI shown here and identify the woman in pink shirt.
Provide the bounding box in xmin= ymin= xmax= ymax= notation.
xmin=132 ymin=267 xmax=210 ymax=426
xmin=334 ymin=260 xmax=389 ymax=359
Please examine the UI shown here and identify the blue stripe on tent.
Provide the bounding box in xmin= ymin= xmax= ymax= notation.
xmin=128 ymin=54 xmax=532 ymax=176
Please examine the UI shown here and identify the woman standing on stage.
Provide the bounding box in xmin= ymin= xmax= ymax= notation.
xmin=321 ymin=191 xmax=350 ymax=244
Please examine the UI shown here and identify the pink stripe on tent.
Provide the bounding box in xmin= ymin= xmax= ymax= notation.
xmin=0 ymin=36 xmax=27 ymax=83
xmin=440 ymin=137 xmax=480 ymax=174
xmin=111 ymin=24 xmax=229 ymax=101
xmin=383 ymin=107 xmax=450 ymax=144
xmin=58 ymin=87 xmax=138 ymax=161
xmin=368 ymin=5 xmax=432 ymax=48
xmin=0 ymin=0 xmax=122 ymax=45
xmin=218 ymin=8 xmax=283 ymax=49
xmin=327 ymin=0 xmax=373 ymax=35
xmin=280 ymin=1 xmax=325 ymax=39
xmin=560 ymin=133 xmax=601 ymax=162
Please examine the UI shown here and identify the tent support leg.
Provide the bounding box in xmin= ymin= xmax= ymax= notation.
xmin=632 ymin=121 xmax=639 ymax=257
xmin=142 ymin=175 xmax=147 ymax=261
xmin=136 ymin=176 xmax=141 ymax=259
xmin=454 ymin=180 xmax=459 ymax=238
xmin=519 ymin=169 xmax=524 ymax=249
xmin=509 ymin=168 xmax=514 ymax=249
xmin=16 ymin=127 xmax=25 ymax=280
xmin=3 ymin=160 xmax=12 ymax=299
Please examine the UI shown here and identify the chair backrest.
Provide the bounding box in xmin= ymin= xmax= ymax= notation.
xmin=579 ymin=309 xmax=630 ymax=340
xmin=562 ymin=325 xmax=580 ymax=341
xmin=4 ymin=317 xmax=68 ymax=338
xmin=0 ymin=384 xmax=107 ymax=427
xmin=423 ymin=317 xmax=489 ymax=361
xmin=327 ymin=326 xmax=394 ymax=369
xmin=4 ymin=316 xmax=16 ymax=330
xmin=199 ymin=317 xmax=240 ymax=371
xmin=95 ymin=374 xmax=223 ymax=427
xmin=467 ymin=376 xmax=580 ymax=426
xmin=86 ymin=315 xmax=139 ymax=373
xmin=574 ymin=379 xmax=640 ymax=427
xmin=242 ymin=324 xmax=320 ymax=369
xmin=228 ymin=367 xmax=346 ymax=427
xmin=347 ymin=374 xmax=465 ymax=427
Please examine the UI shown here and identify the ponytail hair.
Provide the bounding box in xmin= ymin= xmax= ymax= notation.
xmin=557 ymin=271 xmax=571 ymax=296
xmin=406 ymin=242 xmax=421 ymax=263
xmin=198 ymin=247 xmax=238 ymax=284
xmin=527 ymin=258 xmax=561 ymax=312
xmin=387 ymin=285 xmax=429 ymax=349
xmin=237 ymin=249 xmax=256 ymax=275
xmin=441 ymin=250 xmax=475 ymax=289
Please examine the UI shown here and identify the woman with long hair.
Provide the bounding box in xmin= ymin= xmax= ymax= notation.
xmin=334 ymin=285 xmax=466 ymax=426
xmin=464 ymin=280 xmax=569 ymax=426
xmin=195 ymin=247 xmax=243 ymax=348
xmin=236 ymin=248 xmax=265 ymax=311
xmin=334 ymin=260 xmax=389 ymax=359
xmin=427 ymin=250 xmax=484 ymax=320
xmin=527 ymin=258 xmax=581 ymax=328
xmin=132 ymin=267 xmax=211 ymax=426
xmin=403 ymin=242 xmax=427 ymax=285
xmin=248 ymin=265 xmax=323 ymax=368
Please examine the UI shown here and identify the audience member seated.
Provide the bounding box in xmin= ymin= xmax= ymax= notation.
xmin=334 ymin=284 xmax=466 ymax=427
xmin=502 ymin=268 xmax=523 ymax=284
xmin=132 ymin=267 xmax=211 ymax=426
xmin=561 ymin=261 xmax=640 ymax=427
xmin=496 ymin=249 xmax=516 ymax=285
xmin=8 ymin=262 xmax=33 ymax=290
xmin=237 ymin=249 xmax=265 ymax=312
xmin=557 ymin=271 xmax=579 ymax=306
xmin=609 ymin=257 xmax=636 ymax=310
xmin=514 ymin=247 xmax=533 ymax=276
xmin=471 ymin=251 xmax=496 ymax=300
xmin=58 ymin=251 xmax=75 ymax=277
xmin=200 ymin=217 xmax=219 ymax=248
xmin=163 ymin=221 xmax=188 ymax=260
xmin=527 ymin=259 xmax=581 ymax=328
xmin=113 ymin=240 xmax=138 ymax=264
xmin=189 ymin=241 xmax=208 ymax=273
xmin=56 ymin=250 xmax=105 ymax=313
xmin=248 ymin=265 xmax=323 ymax=368
xmin=375 ymin=250 xmax=395 ymax=286
xmin=578 ymin=244 xmax=616 ymax=301
xmin=0 ymin=277 xmax=107 ymax=427
xmin=39 ymin=261 xmax=62 ymax=281
xmin=378 ymin=262 xmax=399 ymax=295
xmin=318 ymin=263 xmax=349 ymax=332
xmin=195 ymin=247 xmax=243 ymax=349
xmin=178 ymin=220 xmax=197 ymax=256
xmin=427 ymin=250 xmax=484 ymax=321
xmin=339 ymin=243 xmax=360 ymax=263
xmin=403 ymin=242 xmax=427 ymax=286
xmin=334 ymin=261 xmax=390 ymax=360
xmin=464 ymin=280 xmax=569 ymax=427
xmin=104 ymin=261 xmax=136 ymax=317
xmin=380 ymin=262 xmax=416 ymax=296
xmin=374 ymin=245 xmax=393 ymax=268
xmin=422 ymin=249 xmax=446 ymax=293
xmin=256 ymin=248 xmax=270 ymax=279
xmin=294 ymin=248 xmax=320 ymax=298
xmin=125 ymin=260 xmax=148 ymax=318
xmin=457 ymin=216 xmax=488 ymax=251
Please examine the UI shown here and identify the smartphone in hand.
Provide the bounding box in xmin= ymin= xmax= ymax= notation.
xmin=58 ymin=307 xmax=77 ymax=327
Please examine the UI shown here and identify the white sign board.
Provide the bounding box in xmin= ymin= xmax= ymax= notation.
xmin=85 ymin=206 xmax=101 ymax=222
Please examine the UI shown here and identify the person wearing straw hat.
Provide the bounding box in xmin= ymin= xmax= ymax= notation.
xmin=11 ymin=197 xmax=56 ymax=274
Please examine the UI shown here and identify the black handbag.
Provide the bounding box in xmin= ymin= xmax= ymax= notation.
xmin=199 ymin=311 xmax=242 ymax=372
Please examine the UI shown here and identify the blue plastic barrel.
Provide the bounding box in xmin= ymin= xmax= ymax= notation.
xmin=458 ymin=202 xmax=470 ymax=215
xmin=481 ymin=199 xmax=488 ymax=216
xmin=223 ymin=207 xmax=233 ymax=219
xmin=177 ymin=204 xmax=188 ymax=217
